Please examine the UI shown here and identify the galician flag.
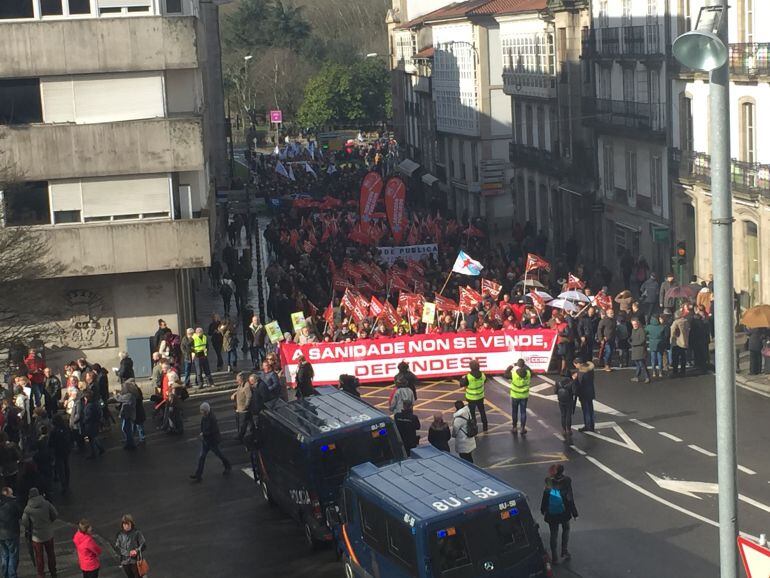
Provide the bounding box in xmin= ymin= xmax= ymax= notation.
xmin=452 ymin=250 xmax=483 ymax=276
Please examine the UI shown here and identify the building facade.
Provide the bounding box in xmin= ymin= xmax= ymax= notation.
xmin=584 ymin=0 xmax=674 ymax=276
xmin=0 ymin=0 xmax=227 ymax=368
xmin=670 ymin=0 xmax=770 ymax=307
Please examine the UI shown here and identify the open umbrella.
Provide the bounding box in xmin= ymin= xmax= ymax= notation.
xmin=665 ymin=285 xmax=698 ymax=300
xmin=740 ymin=304 xmax=770 ymax=328
xmin=558 ymin=290 xmax=591 ymax=304
xmin=525 ymin=290 xmax=554 ymax=302
xmin=549 ymin=299 xmax=580 ymax=313
xmin=515 ymin=279 xmax=546 ymax=290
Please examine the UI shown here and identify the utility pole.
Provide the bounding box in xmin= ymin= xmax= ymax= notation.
xmin=672 ymin=1 xmax=738 ymax=575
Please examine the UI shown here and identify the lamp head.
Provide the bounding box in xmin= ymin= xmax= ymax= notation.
xmin=672 ymin=6 xmax=727 ymax=72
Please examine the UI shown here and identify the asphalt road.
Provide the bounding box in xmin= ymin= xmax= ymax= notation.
xmin=49 ymin=369 xmax=768 ymax=578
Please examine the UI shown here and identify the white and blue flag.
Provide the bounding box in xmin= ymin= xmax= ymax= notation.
xmin=452 ymin=250 xmax=484 ymax=276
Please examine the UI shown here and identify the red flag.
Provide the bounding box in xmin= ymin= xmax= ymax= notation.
xmin=384 ymin=177 xmax=407 ymax=244
xmin=529 ymin=290 xmax=546 ymax=312
xmin=368 ymin=265 xmax=386 ymax=290
xmin=332 ymin=274 xmax=353 ymax=292
xmin=382 ymin=300 xmax=401 ymax=326
xmin=369 ymin=295 xmax=385 ymax=318
xmin=359 ymin=171 xmax=384 ymax=221
xmin=323 ymin=302 xmax=334 ymax=326
xmin=481 ymin=278 xmax=502 ymax=298
xmin=459 ymin=286 xmax=482 ymax=314
xmin=407 ymin=260 xmax=426 ymax=277
xmin=407 ymin=223 xmax=419 ymax=245
xmin=525 ymin=253 xmax=551 ymax=273
xmin=434 ymin=293 xmax=459 ymax=312
xmin=593 ymin=290 xmax=612 ymax=311
xmin=567 ymin=273 xmax=585 ymax=290
xmin=389 ymin=271 xmax=410 ymax=292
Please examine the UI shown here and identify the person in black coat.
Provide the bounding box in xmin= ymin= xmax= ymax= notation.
xmin=747 ymin=327 xmax=767 ymax=375
xmin=427 ymin=414 xmax=451 ymax=452
xmin=117 ymin=352 xmax=135 ymax=384
xmin=577 ymin=307 xmax=599 ymax=362
xmin=540 ymin=464 xmax=578 ymax=565
xmin=295 ymin=355 xmax=316 ymax=399
xmin=572 ymin=359 xmax=595 ymax=432
xmin=82 ymin=391 xmax=104 ymax=459
xmin=394 ymin=361 xmax=418 ymax=400
xmin=49 ymin=415 xmax=72 ymax=493
xmin=394 ymin=400 xmax=420 ymax=456
xmin=338 ymin=374 xmax=360 ymax=398
xmin=190 ymin=402 xmax=231 ymax=481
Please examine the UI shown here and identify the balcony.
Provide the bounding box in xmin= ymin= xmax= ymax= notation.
xmin=510 ymin=143 xmax=560 ymax=174
xmin=592 ymin=25 xmax=663 ymax=60
xmin=35 ymin=218 xmax=211 ymax=278
xmin=502 ymin=70 xmax=557 ymax=98
xmin=673 ymin=149 xmax=770 ymax=200
xmin=582 ymin=97 xmax=666 ymax=135
xmin=0 ymin=116 xmax=204 ymax=181
xmin=729 ymin=43 xmax=770 ymax=78
xmin=0 ymin=16 xmax=198 ymax=78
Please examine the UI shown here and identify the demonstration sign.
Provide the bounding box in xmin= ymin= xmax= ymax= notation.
xmin=279 ymin=329 xmax=558 ymax=386
xmin=377 ymin=244 xmax=438 ymax=265
xmin=265 ymin=321 xmax=284 ymax=344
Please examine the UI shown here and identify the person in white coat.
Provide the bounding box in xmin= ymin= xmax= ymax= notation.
xmin=451 ymin=400 xmax=477 ymax=463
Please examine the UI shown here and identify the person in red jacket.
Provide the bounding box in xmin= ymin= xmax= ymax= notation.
xmin=73 ymin=519 xmax=102 ymax=577
xmin=24 ymin=348 xmax=46 ymax=408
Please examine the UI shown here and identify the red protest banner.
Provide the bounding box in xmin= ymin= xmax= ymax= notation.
xmin=481 ymin=278 xmax=502 ymax=298
xmin=359 ymin=171 xmax=383 ymax=221
xmin=279 ymin=329 xmax=558 ymax=385
xmin=384 ymin=176 xmax=407 ymax=244
xmin=434 ymin=293 xmax=459 ymax=312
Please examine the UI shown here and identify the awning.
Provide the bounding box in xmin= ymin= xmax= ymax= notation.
xmin=421 ymin=173 xmax=439 ymax=186
xmin=398 ymin=158 xmax=421 ymax=177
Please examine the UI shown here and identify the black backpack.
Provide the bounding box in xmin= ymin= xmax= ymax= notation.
xmin=461 ymin=415 xmax=479 ymax=438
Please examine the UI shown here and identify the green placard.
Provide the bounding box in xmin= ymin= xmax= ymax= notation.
xmin=291 ymin=312 xmax=307 ymax=332
xmin=265 ymin=321 xmax=284 ymax=344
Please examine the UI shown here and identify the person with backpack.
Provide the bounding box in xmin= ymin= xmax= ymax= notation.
xmin=503 ymin=359 xmax=531 ymax=435
xmin=394 ymin=400 xmax=421 ymax=456
xmin=451 ymin=400 xmax=477 ymax=463
xmin=458 ymin=360 xmax=488 ymax=432
xmin=555 ymin=376 xmax=576 ymax=439
xmin=540 ymin=464 xmax=578 ymax=565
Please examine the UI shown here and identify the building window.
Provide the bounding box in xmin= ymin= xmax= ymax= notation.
xmin=2 ymin=182 xmax=50 ymax=226
xmin=680 ymin=93 xmax=693 ymax=151
xmin=740 ymin=100 xmax=756 ymax=163
xmin=0 ymin=0 xmax=33 ymax=18
xmin=599 ymin=0 xmax=608 ymax=27
xmin=514 ymin=102 xmax=522 ymax=144
xmin=603 ymin=144 xmax=614 ymax=195
xmin=625 ymin=148 xmax=637 ymax=203
xmin=41 ymin=0 xmax=92 ymax=16
xmin=622 ymin=68 xmax=635 ymax=101
xmin=744 ymin=221 xmax=759 ymax=306
xmin=651 ymin=154 xmax=663 ymax=209
xmin=648 ymin=0 xmax=657 ymax=16
xmin=165 ymin=0 xmax=182 ymax=13
xmin=471 ymin=143 xmax=479 ymax=182
xmin=536 ymin=106 xmax=545 ymax=150
xmin=0 ymin=79 xmax=42 ymax=125
xmin=738 ymin=0 xmax=754 ymax=43
xmin=525 ymin=105 xmax=534 ymax=147
xmin=622 ymin=0 xmax=632 ymax=24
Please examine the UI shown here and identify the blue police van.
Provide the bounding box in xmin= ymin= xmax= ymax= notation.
xmin=258 ymin=387 xmax=406 ymax=549
xmin=335 ymin=446 xmax=548 ymax=578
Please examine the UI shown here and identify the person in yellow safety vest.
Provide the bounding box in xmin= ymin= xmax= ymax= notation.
xmin=192 ymin=327 xmax=215 ymax=388
xmin=459 ymin=360 xmax=488 ymax=432
xmin=504 ymin=358 xmax=531 ymax=435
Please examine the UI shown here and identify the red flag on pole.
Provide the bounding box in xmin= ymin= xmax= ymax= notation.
xmin=323 ymin=302 xmax=334 ymax=326
xmin=382 ymin=300 xmax=401 ymax=326
xmin=593 ymin=290 xmax=612 ymax=311
xmin=459 ymin=286 xmax=482 ymax=314
xmin=384 ymin=177 xmax=407 ymax=244
xmin=434 ymin=293 xmax=459 ymax=312
xmin=525 ymin=253 xmax=551 ymax=273
xmin=529 ymin=290 xmax=546 ymax=312
xmin=359 ymin=171 xmax=384 ymax=221
xmin=369 ymin=295 xmax=385 ymax=318
xmin=567 ymin=273 xmax=585 ymax=290
xmin=481 ymin=278 xmax=502 ymax=298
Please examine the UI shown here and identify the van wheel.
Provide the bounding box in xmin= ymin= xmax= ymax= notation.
xmin=343 ymin=557 xmax=356 ymax=578
xmin=260 ymin=480 xmax=275 ymax=506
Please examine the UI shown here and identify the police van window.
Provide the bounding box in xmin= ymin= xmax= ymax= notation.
xmin=386 ymin=518 xmax=417 ymax=572
xmin=264 ymin=420 xmax=304 ymax=474
xmin=432 ymin=528 xmax=472 ymax=574
xmin=360 ymin=498 xmax=387 ymax=549
xmin=493 ymin=512 xmax=529 ymax=551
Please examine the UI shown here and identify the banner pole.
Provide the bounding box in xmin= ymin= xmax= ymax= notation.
xmin=439 ymin=271 xmax=453 ymax=296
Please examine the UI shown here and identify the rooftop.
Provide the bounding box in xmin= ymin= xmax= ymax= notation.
xmin=397 ymin=0 xmax=546 ymax=27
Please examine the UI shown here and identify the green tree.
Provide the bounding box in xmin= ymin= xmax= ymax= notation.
xmin=223 ymin=0 xmax=310 ymax=52
xmin=350 ymin=58 xmax=391 ymax=125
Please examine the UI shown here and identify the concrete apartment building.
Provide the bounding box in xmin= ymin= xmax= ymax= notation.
xmin=0 ymin=0 xmax=227 ymax=370
xmin=583 ymin=0 xmax=674 ymax=276
xmin=670 ymin=0 xmax=770 ymax=307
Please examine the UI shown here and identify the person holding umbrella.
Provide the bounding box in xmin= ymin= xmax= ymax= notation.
xmin=740 ymin=305 xmax=770 ymax=375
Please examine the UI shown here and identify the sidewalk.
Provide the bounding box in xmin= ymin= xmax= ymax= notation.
xmin=18 ymin=520 xmax=123 ymax=577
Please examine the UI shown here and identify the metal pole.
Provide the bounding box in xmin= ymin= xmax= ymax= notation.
xmin=708 ymin=1 xmax=738 ymax=576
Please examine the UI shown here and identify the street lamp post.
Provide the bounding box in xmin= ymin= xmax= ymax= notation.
xmin=673 ymin=2 xmax=738 ymax=577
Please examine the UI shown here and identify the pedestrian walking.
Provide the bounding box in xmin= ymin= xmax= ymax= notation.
xmin=113 ymin=515 xmax=146 ymax=578
xmin=388 ymin=370 xmax=415 ymax=415
xmin=615 ymin=313 xmax=631 ymax=367
xmin=49 ymin=416 xmax=71 ymax=494
xmin=670 ymin=311 xmax=691 ymax=377
xmin=645 ymin=316 xmax=666 ymax=378
xmin=573 ymin=359 xmax=595 ymax=432
xmin=247 ymin=316 xmax=266 ymax=369
xmin=459 ymin=360 xmax=488 ymax=432
xmin=394 ymin=400 xmax=421 ymax=456
xmin=207 ymin=317 xmax=225 ymax=371
xmin=116 ymin=352 xmax=134 ymax=386
xmin=123 ymin=380 xmax=146 ymax=444
xmin=21 ymin=487 xmax=58 ymax=578
xmin=596 ymin=308 xmax=616 ymax=371
xmin=639 ymin=273 xmax=659 ymax=323
xmin=73 ymin=519 xmax=101 ymax=578
xmin=393 ymin=361 xmax=418 ymax=399
xmin=220 ymin=277 xmax=234 ymax=317
xmin=0 ymin=487 xmax=21 ymax=578
xmin=451 ymin=400 xmax=477 ymax=463
xmin=427 ymin=414 xmax=451 ymax=452
xmin=555 ymin=377 xmax=576 ymax=439
xmin=82 ymin=391 xmax=104 ymax=460
xmin=540 ymin=464 xmax=578 ymax=566
xmin=192 ymin=328 xmax=215 ymax=388
xmin=180 ymin=329 xmax=195 ymax=386
xmin=504 ymin=359 xmax=531 ymax=435
xmin=190 ymin=403 xmax=231 ymax=482
xmin=629 ymin=318 xmax=651 ymax=383
xmin=111 ymin=387 xmax=136 ymax=451
xmin=221 ymin=321 xmax=239 ymax=373
xmin=576 ymin=307 xmax=598 ymax=362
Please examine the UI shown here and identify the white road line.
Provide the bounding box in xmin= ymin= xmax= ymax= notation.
xmin=576 ymin=421 xmax=644 ymax=454
xmin=242 ymin=467 xmax=255 ymax=480
xmin=629 ymin=418 xmax=656 ymax=430
xmin=688 ymin=444 xmax=717 ymax=457
xmin=530 ymin=383 xmax=553 ymax=393
xmin=658 ymin=431 xmax=683 ymax=442
xmin=527 ymin=408 xmax=538 ymax=417
xmin=537 ymin=419 xmax=549 ymax=428
xmin=537 ymin=375 xmax=555 ymax=385
xmin=569 ymin=445 xmax=587 ymax=456
xmin=738 ymin=465 xmax=757 ymax=475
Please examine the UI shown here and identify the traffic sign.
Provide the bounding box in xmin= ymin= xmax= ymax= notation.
xmin=269 ymin=110 xmax=282 ymax=124
xmin=738 ymin=536 xmax=770 ymax=578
